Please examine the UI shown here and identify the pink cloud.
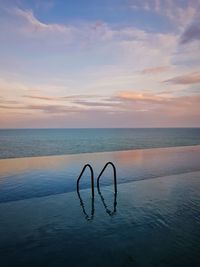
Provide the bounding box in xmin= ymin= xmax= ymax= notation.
xmin=141 ymin=66 xmax=170 ymax=74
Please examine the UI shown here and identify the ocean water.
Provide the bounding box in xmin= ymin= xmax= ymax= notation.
xmin=0 ymin=128 xmax=200 ymax=159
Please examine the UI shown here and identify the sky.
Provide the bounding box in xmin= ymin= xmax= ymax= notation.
xmin=0 ymin=0 xmax=200 ymax=128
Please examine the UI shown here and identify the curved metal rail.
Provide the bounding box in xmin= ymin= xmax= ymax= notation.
xmin=76 ymin=164 xmax=94 ymax=198
xmin=97 ymin=162 xmax=117 ymax=193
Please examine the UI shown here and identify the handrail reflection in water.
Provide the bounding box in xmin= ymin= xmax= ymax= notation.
xmin=77 ymin=189 xmax=94 ymax=221
xmin=76 ymin=163 xmax=95 ymax=221
xmin=97 ymin=162 xmax=117 ymax=216
xmin=97 ymin=187 xmax=117 ymax=216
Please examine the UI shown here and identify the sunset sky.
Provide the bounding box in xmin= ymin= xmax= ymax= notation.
xmin=0 ymin=0 xmax=200 ymax=128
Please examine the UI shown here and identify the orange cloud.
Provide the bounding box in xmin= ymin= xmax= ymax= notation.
xmin=117 ymin=91 xmax=164 ymax=103
xmin=141 ymin=66 xmax=169 ymax=74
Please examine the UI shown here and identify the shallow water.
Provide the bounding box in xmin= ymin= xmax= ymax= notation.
xmin=0 ymin=171 xmax=199 ymax=267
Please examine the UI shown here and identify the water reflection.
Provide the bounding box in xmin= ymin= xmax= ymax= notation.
xmin=97 ymin=188 xmax=117 ymax=217
xmin=97 ymin=162 xmax=117 ymax=216
xmin=77 ymin=186 xmax=117 ymax=220
xmin=77 ymin=190 xmax=95 ymax=221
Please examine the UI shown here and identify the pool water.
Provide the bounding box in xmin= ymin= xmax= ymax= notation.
xmin=0 ymin=171 xmax=199 ymax=267
xmin=0 ymin=146 xmax=200 ymax=203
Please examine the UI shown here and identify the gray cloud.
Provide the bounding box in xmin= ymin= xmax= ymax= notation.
xmin=0 ymin=104 xmax=81 ymax=114
xmin=24 ymin=94 xmax=104 ymax=102
xmin=23 ymin=95 xmax=56 ymax=101
xmin=26 ymin=104 xmax=81 ymax=114
xmin=180 ymin=16 xmax=200 ymax=44
xmin=165 ymin=71 xmax=200 ymax=85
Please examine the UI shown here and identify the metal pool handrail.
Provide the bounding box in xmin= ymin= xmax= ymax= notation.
xmin=97 ymin=162 xmax=117 ymax=193
xmin=76 ymin=164 xmax=94 ymax=198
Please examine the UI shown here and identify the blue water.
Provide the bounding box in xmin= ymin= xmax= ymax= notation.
xmin=0 ymin=129 xmax=200 ymax=266
xmin=0 ymin=146 xmax=199 ymax=203
xmin=0 ymin=171 xmax=200 ymax=267
xmin=0 ymin=128 xmax=200 ymax=159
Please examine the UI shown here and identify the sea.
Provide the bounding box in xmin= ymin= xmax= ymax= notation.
xmin=0 ymin=128 xmax=200 ymax=159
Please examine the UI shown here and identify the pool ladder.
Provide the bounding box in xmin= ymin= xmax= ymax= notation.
xmin=76 ymin=162 xmax=117 ymax=220
xmin=76 ymin=161 xmax=117 ymax=196
xmin=77 ymin=164 xmax=95 ymax=198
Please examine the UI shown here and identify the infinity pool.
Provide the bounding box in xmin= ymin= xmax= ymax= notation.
xmin=0 ymin=147 xmax=200 ymax=267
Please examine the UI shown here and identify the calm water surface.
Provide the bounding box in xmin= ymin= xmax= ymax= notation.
xmin=0 ymin=145 xmax=199 ymax=266
xmin=0 ymin=146 xmax=200 ymax=203
xmin=0 ymin=128 xmax=200 ymax=159
xmin=0 ymin=171 xmax=199 ymax=267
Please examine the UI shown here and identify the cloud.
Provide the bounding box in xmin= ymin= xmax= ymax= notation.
xmin=70 ymin=99 xmax=118 ymax=108
xmin=130 ymin=0 xmax=199 ymax=29
xmin=1 ymin=90 xmax=200 ymax=127
xmin=115 ymin=91 xmax=170 ymax=109
xmin=23 ymin=95 xmax=57 ymax=101
xmin=0 ymin=98 xmax=19 ymax=105
xmin=165 ymin=71 xmax=200 ymax=84
xmin=115 ymin=90 xmax=200 ymax=108
xmin=180 ymin=16 xmax=200 ymax=44
xmin=61 ymin=94 xmax=104 ymax=100
xmin=9 ymin=7 xmax=115 ymax=45
xmin=26 ymin=104 xmax=81 ymax=114
xmin=0 ymin=105 xmax=25 ymax=110
xmin=14 ymin=7 xmax=69 ymax=33
xmin=111 ymin=91 xmax=200 ymax=126
xmin=23 ymin=94 xmax=108 ymax=103
xmin=117 ymin=91 xmax=160 ymax=101
xmin=141 ymin=66 xmax=170 ymax=74
xmin=0 ymin=90 xmax=119 ymax=114
xmin=0 ymin=3 xmax=199 ymax=127
xmin=0 ymin=103 xmax=81 ymax=114
xmin=1 ymin=4 xmax=178 ymax=73
xmin=5 ymin=6 xmax=176 ymax=50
